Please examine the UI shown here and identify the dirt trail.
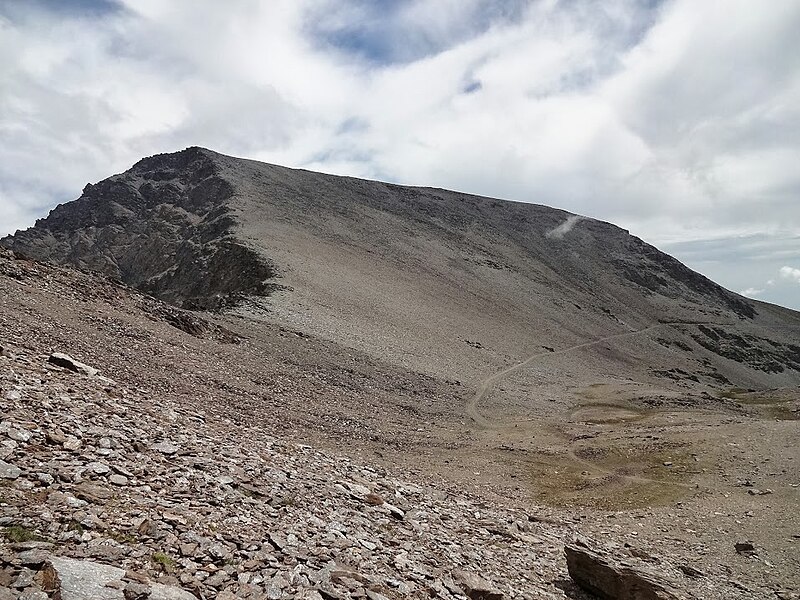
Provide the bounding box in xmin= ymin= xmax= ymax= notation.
xmin=565 ymin=449 xmax=694 ymax=489
xmin=466 ymin=322 xmax=725 ymax=491
xmin=466 ymin=324 xmax=663 ymax=428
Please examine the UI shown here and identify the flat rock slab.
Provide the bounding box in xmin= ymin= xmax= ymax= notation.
xmin=39 ymin=557 xmax=197 ymax=600
xmin=47 ymin=353 xmax=98 ymax=377
xmin=73 ymin=481 xmax=114 ymax=503
xmin=43 ymin=556 xmax=125 ymax=599
xmin=151 ymin=441 xmax=180 ymax=455
xmin=454 ymin=570 xmax=504 ymax=600
xmin=565 ymin=542 xmax=689 ymax=600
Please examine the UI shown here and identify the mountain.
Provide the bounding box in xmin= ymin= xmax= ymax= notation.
xmin=3 ymin=147 xmax=799 ymax=391
xmin=1 ymin=148 xmax=799 ymax=596
xmin=2 ymin=246 xmax=779 ymax=600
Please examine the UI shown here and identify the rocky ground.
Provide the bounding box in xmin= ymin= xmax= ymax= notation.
xmin=2 ymin=343 xmax=788 ymax=600
xmin=0 ymin=241 xmax=798 ymax=599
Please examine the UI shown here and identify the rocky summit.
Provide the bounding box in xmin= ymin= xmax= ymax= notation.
xmin=0 ymin=149 xmax=799 ymax=599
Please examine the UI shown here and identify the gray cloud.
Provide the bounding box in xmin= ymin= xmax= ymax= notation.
xmin=0 ymin=0 xmax=798 ymax=310
xmin=661 ymin=233 xmax=800 ymax=310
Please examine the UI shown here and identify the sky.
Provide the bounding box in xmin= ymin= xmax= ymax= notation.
xmin=1 ymin=0 xmax=799 ymax=310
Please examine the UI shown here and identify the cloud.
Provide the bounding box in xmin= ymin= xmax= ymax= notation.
xmin=739 ymin=288 xmax=764 ymax=298
xmin=779 ymin=266 xmax=800 ymax=284
xmin=660 ymin=234 xmax=800 ymax=310
xmin=0 ymin=0 xmax=798 ymax=309
xmin=546 ymin=215 xmax=583 ymax=240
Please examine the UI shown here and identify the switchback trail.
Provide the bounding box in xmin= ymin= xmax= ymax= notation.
xmin=466 ymin=321 xmax=716 ymax=491
xmin=466 ymin=324 xmax=663 ymax=428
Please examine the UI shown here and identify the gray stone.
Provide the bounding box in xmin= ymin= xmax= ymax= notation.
xmin=43 ymin=556 xmax=125 ymax=599
xmin=19 ymin=592 xmax=49 ymax=600
xmin=151 ymin=441 xmax=179 ymax=455
xmin=63 ymin=436 xmax=82 ymax=451
xmin=0 ymin=460 xmax=21 ymax=479
xmin=47 ymin=353 xmax=99 ymax=377
xmin=0 ymin=586 xmax=14 ymax=600
xmin=206 ymin=543 xmax=232 ymax=561
xmin=37 ymin=472 xmax=55 ymax=485
xmin=123 ymin=581 xmax=150 ymax=600
xmin=454 ymin=570 xmax=504 ymax=600
xmin=87 ymin=462 xmax=111 ymax=475
xmin=565 ymin=542 xmax=687 ymax=600
xmin=7 ymin=428 xmax=30 ymax=442
xmin=17 ymin=548 xmax=49 ymax=566
xmin=13 ymin=568 xmax=36 ymax=589
xmin=204 ymin=570 xmax=230 ymax=588
xmin=148 ymin=582 xmax=198 ymax=600
xmin=109 ymin=474 xmax=128 ymax=486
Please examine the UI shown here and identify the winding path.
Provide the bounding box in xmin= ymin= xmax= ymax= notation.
xmin=466 ymin=324 xmax=663 ymax=428
xmin=466 ymin=321 xmax=712 ymax=490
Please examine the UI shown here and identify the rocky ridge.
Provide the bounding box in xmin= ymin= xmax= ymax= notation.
xmin=2 ymin=150 xmax=276 ymax=310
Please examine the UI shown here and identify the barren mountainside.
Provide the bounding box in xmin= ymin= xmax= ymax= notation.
xmin=3 ymin=147 xmax=799 ymax=390
xmin=2 ymin=147 xmax=753 ymax=317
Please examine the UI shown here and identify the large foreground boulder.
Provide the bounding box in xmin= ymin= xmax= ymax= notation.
xmin=42 ymin=557 xmax=125 ymax=599
xmin=40 ymin=557 xmax=196 ymax=600
xmin=564 ymin=541 xmax=690 ymax=600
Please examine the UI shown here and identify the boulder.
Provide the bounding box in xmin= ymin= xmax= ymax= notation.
xmin=564 ymin=541 xmax=689 ymax=600
xmin=40 ymin=557 xmax=197 ymax=600
xmin=0 ymin=460 xmax=21 ymax=479
xmin=453 ymin=570 xmax=504 ymax=600
xmin=47 ymin=353 xmax=99 ymax=377
xmin=42 ymin=556 xmax=125 ymax=599
xmin=148 ymin=582 xmax=198 ymax=600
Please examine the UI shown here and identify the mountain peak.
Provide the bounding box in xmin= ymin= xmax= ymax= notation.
xmin=2 ymin=147 xmax=274 ymax=309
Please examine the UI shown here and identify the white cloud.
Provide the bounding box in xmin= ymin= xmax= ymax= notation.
xmin=739 ymin=288 xmax=764 ymax=298
xmin=780 ymin=266 xmax=800 ymax=284
xmin=546 ymin=215 xmax=583 ymax=240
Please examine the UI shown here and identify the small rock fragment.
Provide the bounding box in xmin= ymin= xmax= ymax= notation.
xmin=734 ymin=542 xmax=757 ymax=555
xmin=151 ymin=441 xmax=179 ymax=455
xmin=454 ymin=570 xmax=504 ymax=600
xmin=109 ymin=474 xmax=129 ymax=486
xmin=87 ymin=462 xmax=111 ymax=475
xmin=123 ymin=582 xmax=150 ymax=600
xmin=63 ymin=436 xmax=82 ymax=451
xmin=0 ymin=460 xmax=21 ymax=479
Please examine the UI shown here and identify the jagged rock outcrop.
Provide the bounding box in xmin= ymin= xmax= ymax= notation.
xmin=47 ymin=353 xmax=99 ymax=377
xmin=2 ymin=148 xmax=276 ymax=310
